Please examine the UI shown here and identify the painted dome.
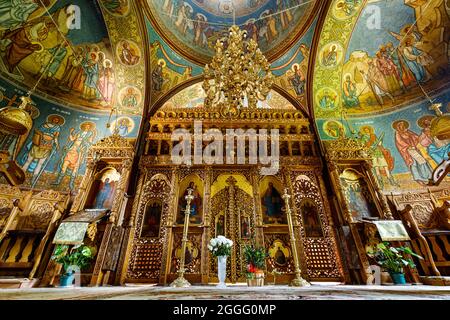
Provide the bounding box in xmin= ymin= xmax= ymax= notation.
xmin=144 ymin=0 xmax=320 ymax=64
xmin=0 ymin=0 xmax=115 ymax=112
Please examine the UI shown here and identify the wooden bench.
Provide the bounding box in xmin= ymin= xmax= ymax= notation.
xmin=0 ymin=187 xmax=69 ymax=281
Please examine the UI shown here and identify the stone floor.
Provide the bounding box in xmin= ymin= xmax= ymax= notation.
xmin=1 ymin=283 xmax=450 ymax=300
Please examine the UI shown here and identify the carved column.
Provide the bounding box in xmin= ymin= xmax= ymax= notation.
xmin=226 ymin=176 xmax=237 ymax=283
xmin=118 ymin=168 xmax=147 ymax=285
xmin=201 ymin=166 xmax=212 ymax=283
xmin=282 ymin=168 xmax=308 ymax=279
xmin=159 ymin=167 xmax=180 ymax=284
xmin=363 ymin=161 xmax=393 ymax=220
xmin=111 ymin=158 xmax=133 ymax=225
xmin=250 ymin=167 xmax=264 ymax=247
xmin=70 ymin=159 xmax=98 ymax=215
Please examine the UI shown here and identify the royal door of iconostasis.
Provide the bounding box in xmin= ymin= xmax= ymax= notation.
xmin=209 ymin=174 xmax=255 ymax=283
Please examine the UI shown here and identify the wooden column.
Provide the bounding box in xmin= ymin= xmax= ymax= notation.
xmin=201 ymin=166 xmax=212 ymax=283
xmin=159 ymin=167 xmax=180 ymax=285
xmin=226 ymin=176 xmax=237 ymax=283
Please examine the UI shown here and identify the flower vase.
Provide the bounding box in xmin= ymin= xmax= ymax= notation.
xmin=217 ymin=255 xmax=227 ymax=288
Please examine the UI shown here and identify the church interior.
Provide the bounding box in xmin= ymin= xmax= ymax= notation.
xmin=0 ymin=0 xmax=449 ymax=301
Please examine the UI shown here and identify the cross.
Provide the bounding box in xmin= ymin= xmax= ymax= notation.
xmin=429 ymin=103 xmax=443 ymax=117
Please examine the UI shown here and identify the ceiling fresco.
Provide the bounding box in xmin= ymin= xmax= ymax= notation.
xmin=0 ymin=0 xmax=146 ymax=194
xmin=312 ymin=0 xmax=450 ymax=192
xmin=0 ymin=0 xmax=115 ymax=111
xmin=144 ymin=0 xmax=321 ymax=64
xmin=161 ymin=83 xmax=296 ymax=110
xmin=148 ymin=12 xmax=318 ymax=113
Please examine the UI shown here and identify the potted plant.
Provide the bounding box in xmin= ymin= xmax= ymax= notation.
xmin=51 ymin=244 xmax=96 ymax=287
xmin=243 ymin=244 xmax=267 ymax=287
xmin=371 ymin=242 xmax=422 ymax=285
xmin=208 ymin=235 xmax=233 ymax=288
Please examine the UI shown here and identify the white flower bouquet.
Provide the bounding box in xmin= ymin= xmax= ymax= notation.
xmin=208 ymin=235 xmax=233 ymax=257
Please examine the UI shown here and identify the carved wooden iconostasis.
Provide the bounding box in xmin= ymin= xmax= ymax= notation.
xmin=122 ymin=102 xmax=345 ymax=285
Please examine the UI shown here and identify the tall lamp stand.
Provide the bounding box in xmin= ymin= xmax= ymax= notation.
xmin=170 ymin=188 xmax=194 ymax=288
xmin=282 ymin=188 xmax=311 ymax=287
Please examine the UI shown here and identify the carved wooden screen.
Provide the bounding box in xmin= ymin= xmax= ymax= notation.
xmin=126 ymin=175 xmax=171 ymax=282
xmin=0 ymin=185 xmax=21 ymax=230
xmin=291 ymin=173 xmax=343 ymax=280
xmin=392 ymin=192 xmax=439 ymax=230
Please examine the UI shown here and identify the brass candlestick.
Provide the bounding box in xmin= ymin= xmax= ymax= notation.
xmin=170 ymin=188 xmax=194 ymax=288
xmin=282 ymin=189 xmax=310 ymax=287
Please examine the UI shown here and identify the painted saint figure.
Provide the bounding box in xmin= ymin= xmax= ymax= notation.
xmin=21 ymin=114 xmax=64 ymax=186
xmin=289 ymin=65 xmax=305 ymax=96
xmin=0 ymin=0 xmax=50 ymax=30
xmin=401 ymin=37 xmax=433 ymax=84
xmin=119 ymin=41 xmax=139 ymax=66
xmin=152 ymin=60 xmax=165 ymax=91
xmin=322 ymin=45 xmax=338 ymax=67
xmin=358 ymin=126 xmax=399 ymax=188
xmin=141 ymin=201 xmax=162 ymax=238
xmin=52 ymin=122 xmax=97 ymax=189
xmin=121 ymin=88 xmax=138 ymax=109
xmin=178 ymin=182 xmax=203 ymax=224
xmin=393 ymin=120 xmax=433 ymax=185
xmin=262 ymin=182 xmax=283 ymax=223
xmin=3 ymin=21 xmax=50 ymax=73
xmin=94 ymin=178 xmax=113 ymax=209
xmin=342 ymin=75 xmax=359 ymax=108
xmin=418 ymin=115 xmax=450 ymax=166
xmin=319 ymin=90 xmax=337 ymax=110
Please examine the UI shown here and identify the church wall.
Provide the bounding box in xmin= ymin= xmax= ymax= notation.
xmin=0 ymin=77 xmax=140 ymax=192
xmin=312 ymin=0 xmax=450 ymax=193
xmin=317 ymin=88 xmax=450 ymax=192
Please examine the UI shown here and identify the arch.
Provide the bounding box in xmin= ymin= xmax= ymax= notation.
xmin=148 ymin=76 xmax=311 ymax=118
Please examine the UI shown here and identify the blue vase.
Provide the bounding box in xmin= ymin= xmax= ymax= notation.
xmin=60 ymin=273 xmax=75 ymax=287
xmin=389 ymin=272 xmax=406 ymax=285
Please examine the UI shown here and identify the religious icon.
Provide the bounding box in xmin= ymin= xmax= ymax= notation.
xmin=340 ymin=170 xmax=378 ymax=220
xmin=141 ymin=200 xmax=163 ymax=238
xmin=174 ymin=240 xmax=199 ymax=267
xmin=110 ymin=117 xmax=135 ymax=137
xmin=177 ymin=181 xmax=203 ymax=224
xmin=20 ymin=114 xmax=65 ymax=187
xmin=241 ymin=215 xmax=251 ymax=239
xmin=117 ymin=40 xmax=141 ymax=66
xmin=393 ymin=119 xmax=433 ymax=186
xmin=320 ymin=43 xmax=343 ymax=68
xmin=261 ymin=182 xmax=285 ymax=224
xmin=120 ymin=86 xmax=141 ymax=109
xmin=215 ymin=212 xmax=225 ymax=237
xmin=94 ymin=178 xmax=113 ymax=209
xmin=268 ymin=240 xmax=290 ymax=268
xmin=323 ymin=120 xmax=346 ymax=139
xmin=300 ymin=199 xmax=323 ymax=237
xmin=86 ymin=169 xmax=120 ymax=210
xmin=317 ymin=88 xmax=338 ymax=110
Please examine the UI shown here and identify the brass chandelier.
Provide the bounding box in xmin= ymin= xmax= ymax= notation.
xmin=203 ymin=25 xmax=274 ymax=113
